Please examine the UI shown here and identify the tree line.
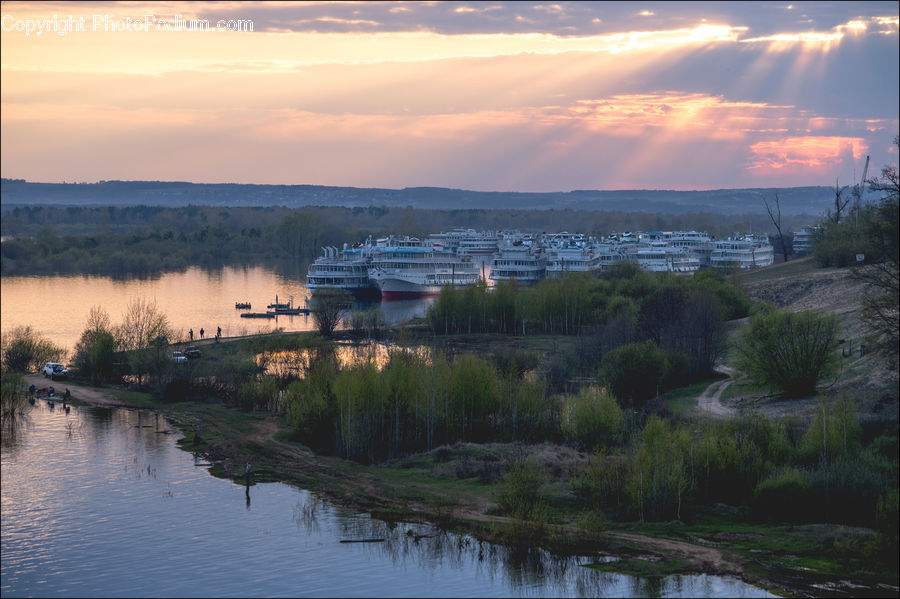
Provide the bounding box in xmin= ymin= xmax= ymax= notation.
xmin=428 ymin=265 xmax=749 ymax=399
xmin=2 ymin=204 xmax=809 ymax=277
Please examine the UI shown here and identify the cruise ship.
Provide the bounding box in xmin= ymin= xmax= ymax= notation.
xmin=634 ymin=242 xmax=701 ymax=273
xmin=369 ymin=244 xmax=481 ymax=299
xmin=710 ymin=234 xmax=775 ymax=270
xmin=544 ymin=233 xmax=604 ymax=276
xmin=490 ymin=237 xmax=546 ymax=283
xmin=792 ymin=225 xmax=818 ymax=256
xmin=306 ymin=243 xmax=377 ymax=295
xmin=425 ymin=229 xmax=501 ymax=255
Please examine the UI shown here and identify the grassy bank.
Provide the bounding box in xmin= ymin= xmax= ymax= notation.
xmin=50 ymin=375 xmax=897 ymax=598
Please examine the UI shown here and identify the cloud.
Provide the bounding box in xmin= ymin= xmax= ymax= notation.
xmin=747 ymin=136 xmax=868 ymax=175
xmin=1 ymin=1 xmax=895 ymax=190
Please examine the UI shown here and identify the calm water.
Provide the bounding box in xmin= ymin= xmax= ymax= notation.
xmin=0 ymin=266 xmax=436 ymax=353
xmin=1 ymin=402 xmax=775 ymax=598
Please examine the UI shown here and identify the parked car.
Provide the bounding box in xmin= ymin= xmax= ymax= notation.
xmin=43 ymin=362 xmax=69 ymax=380
xmin=171 ymin=351 xmax=188 ymax=364
xmin=184 ymin=346 xmax=201 ymax=359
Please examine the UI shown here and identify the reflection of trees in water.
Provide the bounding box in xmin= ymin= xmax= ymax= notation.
xmin=293 ymin=492 xmax=322 ymax=536
xmin=1 ymin=374 xmax=31 ymax=451
xmin=1 ymin=408 xmax=32 ymax=453
xmin=290 ymin=497 xmax=637 ymax=597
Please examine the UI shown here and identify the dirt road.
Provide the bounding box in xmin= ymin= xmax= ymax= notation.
xmin=24 ymin=373 xmax=127 ymax=407
xmin=695 ymin=366 xmax=734 ymax=418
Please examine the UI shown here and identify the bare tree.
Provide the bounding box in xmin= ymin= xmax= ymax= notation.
xmin=764 ymin=192 xmax=791 ymax=263
xmin=310 ymin=287 xmax=352 ymax=337
xmin=115 ymin=298 xmax=174 ymax=386
xmin=854 ymin=135 xmax=899 ymax=364
xmin=828 ymin=179 xmax=851 ymax=224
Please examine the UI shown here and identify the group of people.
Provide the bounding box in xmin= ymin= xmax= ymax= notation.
xmin=28 ymin=383 xmax=71 ymax=402
xmin=188 ymin=326 xmax=222 ymax=342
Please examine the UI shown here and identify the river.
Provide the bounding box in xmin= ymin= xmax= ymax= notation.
xmin=0 ymin=266 xmax=437 ymax=353
xmin=1 ymin=400 xmax=775 ymax=597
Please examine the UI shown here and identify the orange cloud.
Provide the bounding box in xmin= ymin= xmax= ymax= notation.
xmin=747 ymin=136 xmax=868 ymax=174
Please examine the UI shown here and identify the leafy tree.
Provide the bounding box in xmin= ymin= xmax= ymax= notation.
xmin=310 ymin=287 xmax=351 ymax=337
xmin=752 ymin=468 xmax=811 ymax=522
xmin=72 ymin=306 xmax=118 ymax=384
xmin=734 ymin=307 xmax=839 ymax=398
xmin=599 ymin=340 xmax=669 ymax=405
xmin=0 ymin=325 xmax=65 ymax=374
xmin=629 ymin=416 xmax=693 ymax=521
xmin=562 ymin=386 xmax=625 ymax=450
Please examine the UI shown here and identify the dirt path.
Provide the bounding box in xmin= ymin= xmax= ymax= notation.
xmin=607 ymin=532 xmax=742 ymax=575
xmin=24 ymin=373 xmax=127 ymax=407
xmin=695 ymin=366 xmax=734 ymax=418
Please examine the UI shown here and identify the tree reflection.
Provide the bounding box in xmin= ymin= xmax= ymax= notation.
xmin=1 ymin=373 xmax=31 ymax=452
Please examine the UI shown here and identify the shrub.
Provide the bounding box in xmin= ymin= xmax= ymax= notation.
xmin=753 ymin=468 xmax=811 ymax=522
xmin=562 ymin=386 xmax=624 ymax=450
xmin=734 ymin=307 xmax=840 ymax=398
xmin=495 ymin=459 xmax=546 ymax=520
xmin=599 ymin=341 xmax=669 ymax=405
xmin=1 ymin=326 xmax=65 ymax=374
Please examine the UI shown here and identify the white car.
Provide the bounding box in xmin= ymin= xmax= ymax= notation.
xmin=43 ymin=362 xmax=69 ymax=380
xmin=171 ymin=352 xmax=188 ymax=364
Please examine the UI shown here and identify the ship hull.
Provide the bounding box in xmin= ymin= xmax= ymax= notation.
xmin=373 ymin=273 xmax=477 ymax=300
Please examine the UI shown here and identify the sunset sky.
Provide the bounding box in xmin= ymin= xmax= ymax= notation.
xmin=1 ymin=1 xmax=897 ymax=191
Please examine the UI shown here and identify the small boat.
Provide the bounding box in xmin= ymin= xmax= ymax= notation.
xmin=240 ymin=312 xmax=275 ymax=319
xmin=235 ymin=302 xmax=251 ymax=310
xmin=266 ymin=295 xmax=310 ymax=315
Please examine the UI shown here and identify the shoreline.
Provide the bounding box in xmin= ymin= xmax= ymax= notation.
xmin=23 ymin=373 xmax=899 ymax=598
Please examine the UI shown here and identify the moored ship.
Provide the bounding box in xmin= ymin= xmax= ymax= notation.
xmin=369 ymin=245 xmax=481 ymax=299
xmin=306 ymin=243 xmax=378 ymax=296
xmin=490 ymin=237 xmax=546 ymax=283
xmin=710 ymin=234 xmax=775 ymax=270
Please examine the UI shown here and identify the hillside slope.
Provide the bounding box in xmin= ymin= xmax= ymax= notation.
xmin=731 ymin=258 xmax=898 ymax=423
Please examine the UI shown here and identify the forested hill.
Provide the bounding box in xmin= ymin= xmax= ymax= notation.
xmin=1 ymin=179 xmax=835 ymax=216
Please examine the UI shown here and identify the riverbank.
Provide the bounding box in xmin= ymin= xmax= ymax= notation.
xmin=27 ymin=373 xmax=897 ymax=598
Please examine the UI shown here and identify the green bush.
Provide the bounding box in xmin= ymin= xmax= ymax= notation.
xmin=734 ymin=307 xmax=840 ymax=398
xmin=1 ymin=326 xmax=65 ymax=374
xmin=599 ymin=341 xmax=669 ymax=405
xmin=495 ymin=459 xmax=546 ymax=520
xmin=752 ymin=468 xmax=811 ymax=522
xmin=562 ymin=386 xmax=624 ymax=450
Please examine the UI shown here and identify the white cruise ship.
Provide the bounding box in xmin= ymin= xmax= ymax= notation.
xmin=793 ymin=225 xmax=818 ymax=255
xmin=667 ymin=231 xmax=713 ymax=266
xmin=369 ymin=245 xmax=481 ymax=299
xmin=634 ymin=242 xmax=701 ymax=273
xmin=425 ymin=229 xmax=501 ymax=256
xmin=490 ymin=238 xmax=546 ymax=283
xmin=306 ymin=243 xmax=377 ymax=295
xmin=710 ymin=234 xmax=774 ymax=270
xmin=544 ymin=233 xmax=603 ymax=276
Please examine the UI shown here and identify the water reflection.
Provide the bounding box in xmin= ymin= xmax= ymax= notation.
xmin=2 ymin=401 xmax=774 ymax=598
xmin=257 ymin=341 xmax=432 ymax=378
xmin=1 ymin=266 xmax=441 ymax=353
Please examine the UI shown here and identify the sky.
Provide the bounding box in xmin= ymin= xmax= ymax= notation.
xmin=1 ymin=1 xmax=897 ymax=192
